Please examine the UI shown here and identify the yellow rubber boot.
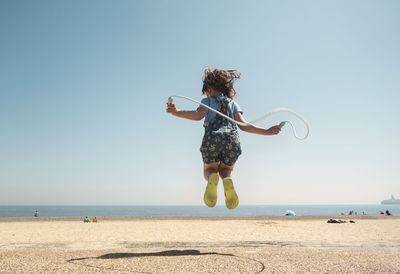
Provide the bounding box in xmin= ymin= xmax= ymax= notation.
xmin=223 ymin=177 xmax=239 ymax=209
xmin=203 ymin=173 xmax=219 ymax=207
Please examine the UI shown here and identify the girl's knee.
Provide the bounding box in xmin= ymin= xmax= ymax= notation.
xmin=218 ymin=162 xmax=234 ymax=172
xmin=204 ymin=163 xmax=219 ymax=173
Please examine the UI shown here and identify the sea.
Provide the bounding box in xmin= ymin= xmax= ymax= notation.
xmin=0 ymin=205 xmax=399 ymax=218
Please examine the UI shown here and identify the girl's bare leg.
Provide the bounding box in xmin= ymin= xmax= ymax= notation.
xmin=203 ymin=162 xmax=219 ymax=180
xmin=218 ymin=162 xmax=234 ymax=179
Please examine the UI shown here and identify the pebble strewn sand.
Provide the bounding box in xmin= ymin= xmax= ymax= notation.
xmin=1 ymin=216 xmax=399 ymax=273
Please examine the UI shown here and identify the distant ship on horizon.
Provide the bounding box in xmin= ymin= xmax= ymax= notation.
xmin=381 ymin=195 xmax=400 ymax=205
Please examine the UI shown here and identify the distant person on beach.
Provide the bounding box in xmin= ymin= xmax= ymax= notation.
xmin=83 ymin=216 xmax=90 ymax=223
xmin=34 ymin=210 xmax=38 ymax=217
xmin=92 ymin=217 xmax=98 ymax=223
xmin=166 ymin=68 xmax=281 ymax=209
xmin=385 ymin=210 xmax=392 ymax=216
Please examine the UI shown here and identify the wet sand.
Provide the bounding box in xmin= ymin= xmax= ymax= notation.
xmin=1 ymin=215 xmax=399 ymax=273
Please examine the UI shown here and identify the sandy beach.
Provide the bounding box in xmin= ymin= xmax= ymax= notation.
xmin=1 ymin=215 xmax=399 ymax=273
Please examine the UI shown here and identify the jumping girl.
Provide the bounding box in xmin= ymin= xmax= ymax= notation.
xmin=166 ymin=68 xmax=282 ymax=209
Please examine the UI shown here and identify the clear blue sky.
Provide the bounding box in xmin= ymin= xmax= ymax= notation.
xmin=1 ymin=0 xmax=399 ymax=205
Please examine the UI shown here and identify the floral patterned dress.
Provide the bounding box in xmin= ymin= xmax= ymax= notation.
xmin=200 ymin=96 xmax=242 ymax=166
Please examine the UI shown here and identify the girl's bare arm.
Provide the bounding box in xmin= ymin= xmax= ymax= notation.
xmin=234 ymin=112 xmax=281 ymax=135
xmin=166 ymin=102 xmax=207 ymax=121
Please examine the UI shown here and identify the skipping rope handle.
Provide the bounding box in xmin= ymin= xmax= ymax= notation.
xmin=168 ymin=97 xmax=173 ymax=103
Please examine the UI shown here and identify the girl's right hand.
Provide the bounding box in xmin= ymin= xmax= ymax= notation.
xmin=265 ymin=125 xmax=281 ymax=135
xmin=166 ymin=102 xmax=178 ymax=114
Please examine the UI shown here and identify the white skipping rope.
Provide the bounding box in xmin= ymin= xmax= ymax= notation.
xmin=168 ymin=95 xmax=310 ymax=140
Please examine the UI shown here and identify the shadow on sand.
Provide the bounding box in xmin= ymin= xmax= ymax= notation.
xmin=67 ymin=249 xmax=233 ymax=262
xmin=67 ymin=249 xmax=264 ymax=273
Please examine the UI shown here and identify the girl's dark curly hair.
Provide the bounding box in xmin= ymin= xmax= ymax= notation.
xmin=202 ymin=68 xmax=241 ymax=98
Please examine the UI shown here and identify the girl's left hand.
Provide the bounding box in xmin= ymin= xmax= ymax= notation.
xmin=166 ymin=102 xmax=178 ymax=114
